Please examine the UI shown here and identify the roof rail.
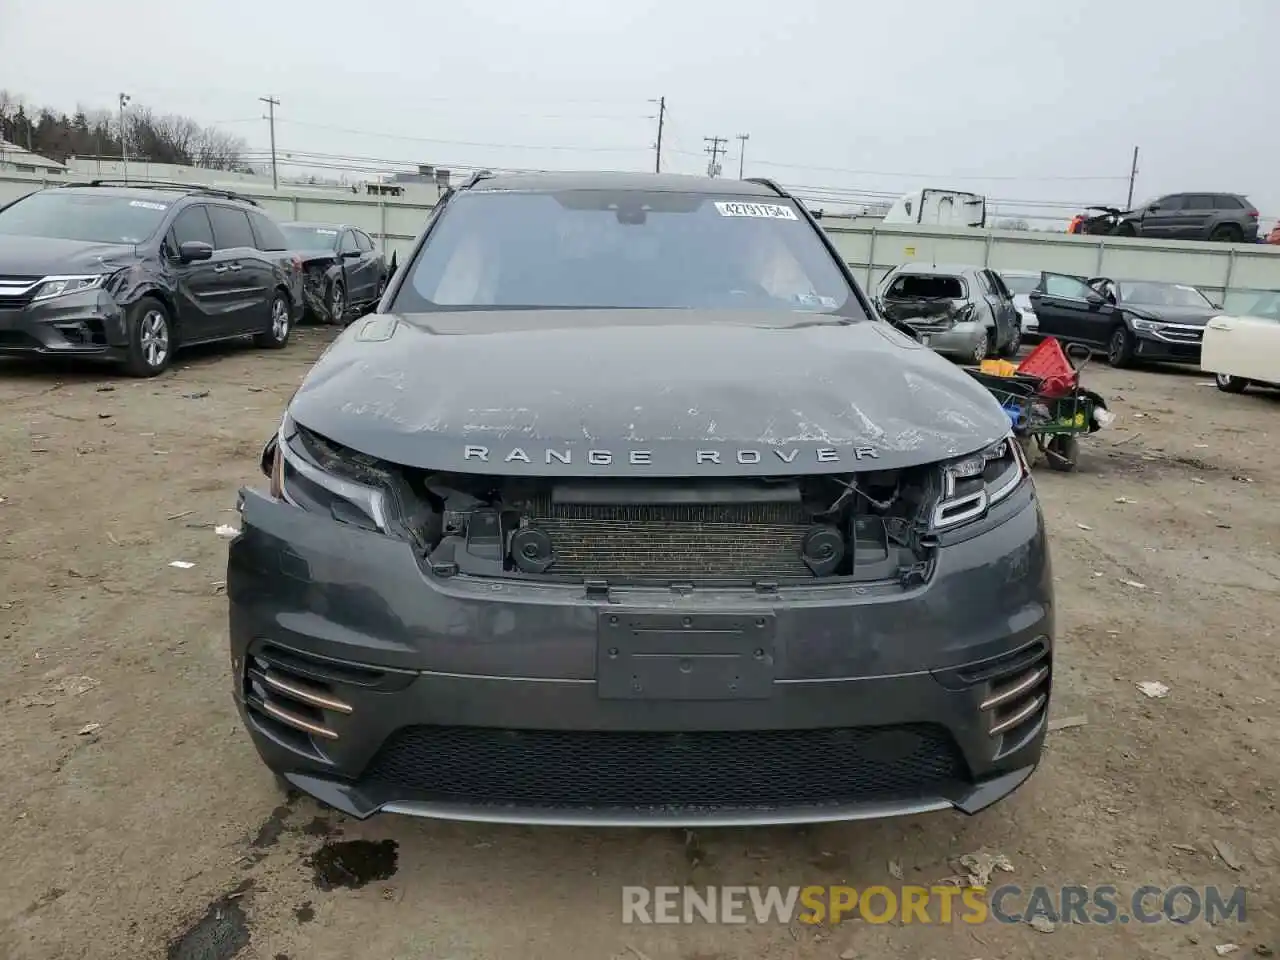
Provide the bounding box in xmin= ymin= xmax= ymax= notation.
xmin=460 ymin=170 xmax=495 ymax=190
xmin=72 ymin=179 xmax=260 ymax=206
xmin=744 ymin=176 xmax=788 ymax=197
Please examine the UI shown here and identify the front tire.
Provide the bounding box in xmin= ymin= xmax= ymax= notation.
xmin=1215 ymin=372 xmax=1249 ymax=393
xmin=1107 ymin=325 xmax=1135 ymax=368
xmin=1115 ymin=221 xmax=1137 ymax=237
xmin=328 ymin=282 xmax=346 ymax=325
xmin=999 ymin=326 xmax=1022 ymax=359
xmin=124 ymin=297 xmax=174 ymax=378
xmin=253 ymin=292 xmax=292 ymax=350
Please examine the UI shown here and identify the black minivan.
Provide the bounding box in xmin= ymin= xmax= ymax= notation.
xmin=0 ymin=180 xmax=302 ymax=376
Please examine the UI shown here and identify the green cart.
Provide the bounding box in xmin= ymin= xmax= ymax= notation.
xmin=964 ymin=367 xmax=1111 ymax=472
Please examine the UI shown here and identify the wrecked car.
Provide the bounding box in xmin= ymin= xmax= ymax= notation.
xmin=875 ymin=263 xmax=1022 ymax=365
xmin=0 ymin=180 xmax=298 ymax=377
xmin=279 ymin=221 xmax=391 ymax=324
xmin=228 ymin=171 xmax=1053 ymax=826
xmin=1067 ymin=194 xmax=1259 ymax=243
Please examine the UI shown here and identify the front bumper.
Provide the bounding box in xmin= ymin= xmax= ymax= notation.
xmin=0 ymin=289 xmax=128 ymax=358
xmin=1133 ymin=328 xmax=1202 ymax=363
xmin=227 ymin=483 xmax=1054 ymax=826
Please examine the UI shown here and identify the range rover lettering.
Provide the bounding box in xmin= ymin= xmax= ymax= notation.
xmin=228 ymin=171 xmax=1054 ymax=826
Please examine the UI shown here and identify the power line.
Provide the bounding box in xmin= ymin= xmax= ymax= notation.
xmin=748 ymin=157 xmax=1129 ymax=183
xmin=271 ymin=117 xmax=647 ymax=153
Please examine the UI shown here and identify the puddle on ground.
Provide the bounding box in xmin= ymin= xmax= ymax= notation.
xmin=167 ymin=880 xmax=253 ymax=960
xmin=309 ymin=839 xmax=399 ymax=891
xmin=251 ymin=804 xmax=292 ymax=848
xmin=293 ymin=902 xmax=315 ymax=924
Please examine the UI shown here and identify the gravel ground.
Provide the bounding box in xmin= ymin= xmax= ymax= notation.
xmin=0 ymin=329 xmax=1276 ymax=960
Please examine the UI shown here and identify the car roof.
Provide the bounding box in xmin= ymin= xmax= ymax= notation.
xmin=892 ymin=262 xmax=977 ymax=276
xmin=282 ymin=221 xmax=350 ymax=230
xmin=998 ymin=269 xmax=1039 ymax=278
xmin=48 ymin=183 xmax=259 ymax=207
xmin=465 ymin=170 xmax=783 ymax=197
xmin=50 ymin=185 xmax=206 ymax=203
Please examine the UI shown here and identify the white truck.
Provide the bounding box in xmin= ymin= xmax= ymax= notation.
xmin=882 ymin=189 xmax=987 ymax=228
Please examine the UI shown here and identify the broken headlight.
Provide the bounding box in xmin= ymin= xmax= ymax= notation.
xmin=266 ymin=415 xmax=391 ymax=533
xmin=932 ymin=435 xmax=1028 ymax=530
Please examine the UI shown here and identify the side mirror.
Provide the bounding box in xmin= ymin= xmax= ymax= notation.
xmin=1086 ymin=291 xmax=1105 ymax=306
xmin=260 ymin=434 xmax=278 ymax=479
xmin=178 ymin=240 xmax=214 ymax=263
xmin=1146 ymin=203 xmax=1160 ymax=214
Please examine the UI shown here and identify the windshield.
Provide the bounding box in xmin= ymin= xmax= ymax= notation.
xmin=1120 ymin=281 xmax=1213 ymax=308
xmin=1001 ymin=273 xmax=1039 ymax=296
xmin=0 ymin=190 xmax=169 ymax=244
xmin=281 ymin=225 xmax=340 ymax=249
xmin=1245 ymin=291 xmax=1280 ymax=319
xmin=394 ymin=190 xmax=861 ymax=315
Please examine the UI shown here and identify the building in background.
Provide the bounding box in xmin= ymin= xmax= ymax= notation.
xmin=0 ymin=139 xmax=67 ymax=176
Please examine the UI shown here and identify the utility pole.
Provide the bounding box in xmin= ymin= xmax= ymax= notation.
xmin=735 ymin=133 xmax=750 ymax=179
xmin=650 ymin=96 xmax=666 ymax=173
xmin=704 ymin=136 xmax=727 ymax=178
xmin=118 ymin=92 xmax=130 ymax=182
xmin=259 ymin=96 xmax=281 ymax=190
xmin=1126 ymin=146 xmax=1140 ymax=209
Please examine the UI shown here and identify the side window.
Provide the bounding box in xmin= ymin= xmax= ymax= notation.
xmin=1155 ymin=194 xmax=1186 ymax=211
xmin=207 ymin=206 xmax=256 ymax=250
xmin=339 ymin=230 xmax=361 ymax=255
xmin=1214 ymin=195 xmax=1244 ymax=210
xmin=975 ymin=271 xmax=996 ymax=296
xmin=1043 ymin=274 xmax=1096 ymax=299
xmin=1183 ymin=194 xmax=1214 ymax=210
xmin=355 ymin=231 xmax=374 ymax=252
xmin=987 ymin=271 xmax=1012 ymax=299
xmin=248 ymin=211 xmax=289 ymax=251
xmin=170 ymin=205 xmax=214 ymax=249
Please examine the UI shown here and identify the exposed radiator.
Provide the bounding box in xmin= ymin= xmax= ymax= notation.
xmin=529 ymin=498 xmax=813 ymax=580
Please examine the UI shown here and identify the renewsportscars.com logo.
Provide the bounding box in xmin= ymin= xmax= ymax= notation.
xmin=622 ymin=884 xmax=1247 ymax=926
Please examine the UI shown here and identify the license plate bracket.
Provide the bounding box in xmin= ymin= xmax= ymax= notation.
xmin=596 ymin=611 xmax=777 ymax=701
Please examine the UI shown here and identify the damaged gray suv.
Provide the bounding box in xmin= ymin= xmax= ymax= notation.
xmin=228 ymin=171 xmax=1053 ymax=826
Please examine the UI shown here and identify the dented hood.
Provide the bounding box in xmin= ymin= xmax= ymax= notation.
xmin=288 ymin=310 xmax=1011 ymax=477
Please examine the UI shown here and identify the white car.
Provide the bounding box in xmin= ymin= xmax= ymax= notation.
xmin=1201 ymin=291 xmax=1280 ymax=393
xmin=998 ymin=270 xmax=1041 ymax=341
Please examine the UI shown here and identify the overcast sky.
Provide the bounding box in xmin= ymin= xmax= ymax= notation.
xmin=2 ymin=0 xmax=1277 ymax=223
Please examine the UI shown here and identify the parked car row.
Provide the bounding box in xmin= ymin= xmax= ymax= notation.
xmin=0 ymin=179 xmax=390 ymax=376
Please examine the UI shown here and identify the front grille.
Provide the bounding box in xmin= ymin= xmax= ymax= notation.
xmin=0 ymin=275 xmax=40 ymax=310
xmin=529 ymin=499 xmax=813 ymax=580
xmin=1160 ymin=327 xmax=1203 ymax=343
xmin=361 ymin=724 xmax=967 ymax=810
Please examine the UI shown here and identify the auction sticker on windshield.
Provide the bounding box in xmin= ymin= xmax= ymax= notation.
xmin=714 ymin=202 xmax=798 ymax=220
xmin=129 ymin=200 xmax=168 ymax=211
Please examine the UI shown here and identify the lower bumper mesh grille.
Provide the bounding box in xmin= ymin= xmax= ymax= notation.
xmin=531 ymin=499 xmax=813 ymax=580
xmin=361 ymin=724 xmax=967 ymax=810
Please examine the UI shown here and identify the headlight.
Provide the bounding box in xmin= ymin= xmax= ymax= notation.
xmin=932 ymin=435 xmax=1029 ymax=530
xmin=266 ymin=415 xmax=391 ymax=532
xmin=31 ymin=275 xmax=105 ymax=301
xmin=1130 ymin=318 xmax=1162 ymax=333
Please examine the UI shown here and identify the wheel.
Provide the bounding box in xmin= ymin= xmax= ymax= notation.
xmin=253 ymin=292 xmax=292 ymax=350
xmin=1115 ymin=221 xmax=1137 ymax=237
xmin=1215 ymin=372 xmax=1249 ymax=393
xmin=999 ymin=325 xmax=1022 ymax=359
xmin=1209 ymin=223 xmax=1242 ymax=243
xmin=123 ymin=296 xmax=174 ymax=378
xmin=1106 ymin=325 xmax=1135 ymax=368
xmin=328 ymin=282 xmax=346 ymax=325
xmin=969 ymin=330 xmax=990 ymax=365
xmin=1046 ymin=434 xmax=1079 ymax=472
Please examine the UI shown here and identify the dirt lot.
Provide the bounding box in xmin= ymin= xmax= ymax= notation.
xmin=0 ymin=329 xmax=1277 ymax=960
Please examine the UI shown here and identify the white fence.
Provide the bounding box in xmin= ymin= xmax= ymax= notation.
xmin=4 ymin=170 xmax=1279 ymax=313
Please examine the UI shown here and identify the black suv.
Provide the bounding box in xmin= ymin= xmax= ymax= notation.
xmin=1075 ymin=193 xmax=1260 ymax=243
xmin=0 ymin=180 xmax=302 ymax=376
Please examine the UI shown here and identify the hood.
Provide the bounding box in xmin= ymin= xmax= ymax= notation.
xmin=288 ymin=310 xmax=1012 ymax=478
xmin=1125 ymin=303 xmax=1217 ymax=326
xmin=290 ymin=247 xmax=339 ymax=263
xmin=0 ymin=234 xmax=140 ymax=276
